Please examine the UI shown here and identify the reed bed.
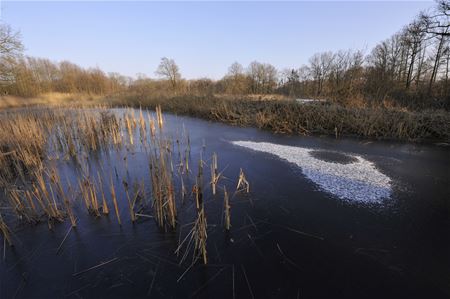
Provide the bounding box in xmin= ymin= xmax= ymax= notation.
xmin=0 ymin=105 xmax=249 ymax=265
xmin=193 ymin=159 xmax=208 ymax=264
xmin=175 ymin=159 xmax=208 ymax=265
xmin=148 ymin=107 xmax=178 ymax=230
xmin=111 ymin=94 xmax=450 ymax=142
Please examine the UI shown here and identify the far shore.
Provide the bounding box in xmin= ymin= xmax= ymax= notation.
xmin=1 ymin=92 xmax=449 ymax=143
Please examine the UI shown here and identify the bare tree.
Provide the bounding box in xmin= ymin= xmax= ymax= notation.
xmin=247 ymin=61 xmax=278 ymax=94
xmin=0 ymin=24 xmax=23 ymax=58
xmin=404 ymin=21 xmax=426 ymax=88
xmin=309 ymin=52 xmax=334 ymax=96
xmin=225 ymin=62 xmax=248 ymax=94
xmin=247 ymin=61 xmax=263 ymax=93
xmin=281 ymin=68 xmax=300 ymax=97
xmin=368 ymin=32 xmax=405 ymax=92
xmin=0 ymin=24 xmax=24 ymax=89
xmin=444 ymin=45 xmax=450 ymax=84
xmin=421 ymin=0 xmax=450 ymax=37
xmin=227 ymin=62 xmax=244 ymax=78
xmin=327 ymin=49 xmax=365 ymax=97
xmin=155 ymin=57 xmax=181 ymax=89
xmin=420 ymin=0 xmax=450 ymax=92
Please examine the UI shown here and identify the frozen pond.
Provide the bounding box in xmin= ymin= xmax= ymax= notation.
xmin=232 ymin=141 xmax=392 ymax=202
xmin=1 ymin=108 xmax=449 ymax=298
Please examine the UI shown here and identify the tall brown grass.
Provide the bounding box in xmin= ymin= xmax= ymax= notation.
xmin=0 ymin=92 xmax=103 ymax=110
xmin=111 ymin=94 xmax=450 ymax=142
xmin=0 ymin=105 xmax=250 ymax=266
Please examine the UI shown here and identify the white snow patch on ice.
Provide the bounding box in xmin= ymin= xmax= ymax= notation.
xmin=232 ymin=141 xmax=391 ymax=203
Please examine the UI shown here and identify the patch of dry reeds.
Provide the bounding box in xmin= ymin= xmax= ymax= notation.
xmin=0 ymin=105 xmax=251 ymax=266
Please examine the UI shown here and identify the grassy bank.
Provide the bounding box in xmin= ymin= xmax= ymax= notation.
xmin=1 ymin=92 xmax=449 ymax=142
xmin=108 ymin=94 xmax=450 ymax=143
xmin=0 ymin=92 xmax=104 ymax=109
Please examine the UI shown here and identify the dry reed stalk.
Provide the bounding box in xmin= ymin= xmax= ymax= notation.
xmin=111 ymin=124 xmax=122 ymax=148
xmin=0 ymin=111 xmax=47 ymax=182
xmin=79 ymin=178 xmax=101 ymax=217
xmin=48 ymin=184 xmax=59 ymax=216
xmin=169 ymin=151 xmax=174 ymax=174
xmin=185 ymin=130 xmax=191 ymax=157
xmin=110 ymin=176 xmax=121 ymax=225
xmin=79 ymin=180 xmax=91 ymax=211
xmin=156 ymin=105 xmax=164 ymax=130
xmin=139 ymin=107 xmax=147 ymax=143
xmin=223 ymin=186 xmax=231 ymax=230
xmin=51 ymin=168 xmax=77 ymax=227
xmin=31 ymin=182 xmax=49 ymax=217
xmin=64 ymin=124 xmax=77 ymax=157
xmin=123 ymin=180 xmax=137 ymax=222
xmin=8 ymin=189 xmax=22 ymax=208
xmin=147 ymin=108 xmax=178 ymax=230
xmin=0 ymin=151 xmax=15 ymax=157
xmin=130 ymin=109 xmax=137 ymax=129
xmin=24 ymin=190 xmax=37 ymax=216
xmin=193 ymin=160 xmax=208 ymax=264
xmin=180 ymin=175 xmax=186 ymax=202
xmin=175 ymin=166 xmax=208 ymax=265
xmin=90 ymin=182 xmax=100 ymax=216
xmin=86 ymin=115 xmax=100 ymax=151
xmin=236 ymin=168 xmax=250 ymax=193
xmin=34 ymin=170 xmax=64 ymax=224
xmin=160 ymin=150 xmax=177 ymax=229
xmin=194 ymin=203 xmax=208 ymax=265
xmin=0 ymin=212 xmax=13 ymax=246
xmin=184 ymin=149 xmax=189 ymax=173
xmin=148 ymin=114 xmax=156 ymax=138
xmin=195 ymin=159 xmax=204 ymax=210
xmin=35 ymin=170 xmax=55 ymax=216
xmin=149 ymin=157 xmax=163 ymax=227
xmin=210 ymin=153 xmax=220 ymax=195
xmin=8 ymin=189 xmax=33 ymax=222
xmin=97 ymin=172 xmax=109 ymax=215
xmin=47 ymin=184 xmax=60 ymax=229
xmin=125 ymin=114 xmax=134 ymax=146
xmin=64 ymin=197 xmax=77 ymax=227
xmin=165 ymin=181 xmax=177 ymax=229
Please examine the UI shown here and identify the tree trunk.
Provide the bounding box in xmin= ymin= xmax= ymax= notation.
xmin=406 ymin=45 xmax=419 ymax=89
xmin=429 ymin=34 xmax=446 ymax=93
xmin=416 ymin=46 xmax=426 ymax=87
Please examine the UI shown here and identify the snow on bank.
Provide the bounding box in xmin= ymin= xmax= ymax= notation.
xmin=232 ymin=141 xmax=391 ymax=203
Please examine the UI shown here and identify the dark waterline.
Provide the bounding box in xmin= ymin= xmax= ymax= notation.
xmin=1 ymin=108 xmax=450 ymax=299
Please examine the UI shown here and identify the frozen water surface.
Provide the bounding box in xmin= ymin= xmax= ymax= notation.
xmin=232 ymin=141 xmax=391 ymax=202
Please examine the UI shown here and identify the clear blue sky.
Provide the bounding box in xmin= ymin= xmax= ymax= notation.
xmin=1 ymin=1 xmax=433 ymax=79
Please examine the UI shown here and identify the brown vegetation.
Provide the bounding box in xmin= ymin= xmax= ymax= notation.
xmin=0 ymin=106 xmax=245 ymax=263
xmin=110 ymin=94 xmax=450 ymax=142
xmin=0 ymin=92 xmax=103 ymax=109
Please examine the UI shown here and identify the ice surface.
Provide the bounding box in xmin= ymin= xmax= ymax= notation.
xmin=232 ymin=141 xmax=391 ymax=203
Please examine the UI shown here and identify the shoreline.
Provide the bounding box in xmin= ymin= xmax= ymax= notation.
xmin=2 ymin=92 xmax=450 ymax=144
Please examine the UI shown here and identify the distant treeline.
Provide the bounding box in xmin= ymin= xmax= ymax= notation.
xmin=1 ymin=57 xmax=126 ymax=96
xmin=1 ymin=0 xmax=449 ymax=110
